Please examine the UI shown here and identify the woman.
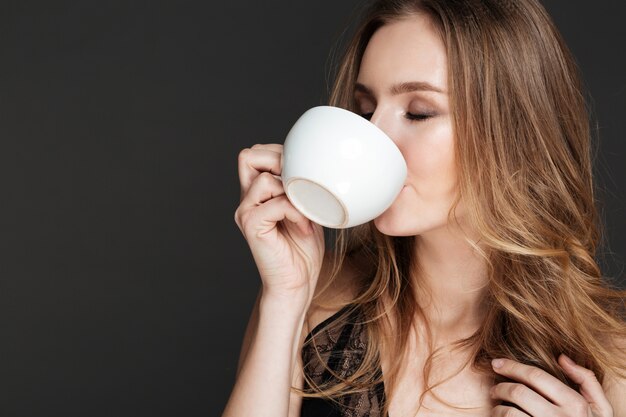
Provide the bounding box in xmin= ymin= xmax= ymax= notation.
xmin=223 ymin=0 xmax=626 ymax=416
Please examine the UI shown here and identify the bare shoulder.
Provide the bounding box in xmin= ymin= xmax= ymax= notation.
xmin=603 ymin=368 xmax=626 ymax=414
xmin=304 ymin=248 xmax=369 ymax=334
xmin=601 ymin=335 xmax=626 ymax=413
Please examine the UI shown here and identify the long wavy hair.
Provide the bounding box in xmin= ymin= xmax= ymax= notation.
xmin=296 ymin=0 xmax=626 ymax=414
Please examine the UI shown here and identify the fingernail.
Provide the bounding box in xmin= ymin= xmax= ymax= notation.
xmin=561 ymin=353 xmax=575 ymax=366
xmin=492 ymin=358 xmax=504 ymax=369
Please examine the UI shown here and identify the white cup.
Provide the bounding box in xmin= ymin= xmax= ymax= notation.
xmin=281 ymin=106 xmax=407 ymax=229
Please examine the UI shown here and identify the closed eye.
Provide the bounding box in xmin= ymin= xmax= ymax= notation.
xmin=360 ymin=112 xmax=433 ymax=122
xmin=405 ymin=113 xmax=433 ymax=122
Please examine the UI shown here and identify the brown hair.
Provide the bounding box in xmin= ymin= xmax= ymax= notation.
xmin=298 ymin=0 xmax=626 ymax=414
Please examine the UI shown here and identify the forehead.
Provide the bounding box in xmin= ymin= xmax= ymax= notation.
xmin=357 ymin=14 xmax=448 ymax=93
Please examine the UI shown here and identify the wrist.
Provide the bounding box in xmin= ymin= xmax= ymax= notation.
xmin=260 ymin=288 xmax=310 ymax=318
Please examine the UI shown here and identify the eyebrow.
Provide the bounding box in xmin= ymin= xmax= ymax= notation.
xmin=354 ymin=81 xmax=446 ymax=96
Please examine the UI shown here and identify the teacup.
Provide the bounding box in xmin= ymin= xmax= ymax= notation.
xmin=281 ymin=106 xmax=407 ymax=229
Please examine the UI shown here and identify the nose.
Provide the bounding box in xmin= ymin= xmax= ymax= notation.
xmin=368 ymin=107 xmax=398 ymax=144
xmin=369 ymin=107 xmax=384 ymax=128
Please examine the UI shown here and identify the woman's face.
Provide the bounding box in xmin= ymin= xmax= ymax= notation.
xmin=355 ymin=14 xmax=461 ymax=237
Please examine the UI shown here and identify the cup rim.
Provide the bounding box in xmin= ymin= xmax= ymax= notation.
xmin=307 ymin=105 xmax=395 ymax=143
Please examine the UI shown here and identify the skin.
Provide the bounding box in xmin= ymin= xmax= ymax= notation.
xmin=353 ymin=13 xmax=619 ymax=417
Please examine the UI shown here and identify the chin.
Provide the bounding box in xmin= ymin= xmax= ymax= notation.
xmin=373 ymin=206 xmax=454 ymax=237
xmin=372 ymin=211 xmax=421 ymax=237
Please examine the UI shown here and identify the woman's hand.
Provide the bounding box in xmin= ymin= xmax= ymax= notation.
xmin=234 ymin=143 xmax=325 ymax=311
xmin=490 ymin=354 xmax=614 ymax=417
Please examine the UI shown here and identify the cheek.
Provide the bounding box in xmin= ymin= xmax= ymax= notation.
xmin=375 ymin=121 xmax=461 ymax=235
xmin=405 ymin=122 xmax=456 ymax=190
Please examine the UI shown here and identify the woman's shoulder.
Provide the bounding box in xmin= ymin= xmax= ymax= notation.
xmin=305 ymin=249 xmax=368 ymax=335
xmin=602 ymin=335 xmax=626 ymax=413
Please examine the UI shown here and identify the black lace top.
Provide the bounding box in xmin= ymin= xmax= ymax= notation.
xmin=300 ymin=304 xmax=386 ymax=417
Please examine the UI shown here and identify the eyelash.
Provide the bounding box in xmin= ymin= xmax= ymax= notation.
xmin=360 ymin=112 xmax=433 ymax=122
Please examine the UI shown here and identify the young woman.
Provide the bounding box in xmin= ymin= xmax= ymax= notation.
xmin=223 ymin=0 xmax=626 ymax=416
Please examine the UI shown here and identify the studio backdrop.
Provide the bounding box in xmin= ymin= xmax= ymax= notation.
xmin=0 ymin=1 xmax=623 ymax=416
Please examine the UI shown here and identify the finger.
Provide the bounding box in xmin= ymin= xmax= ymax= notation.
xmin=491 ymin=405 xmax=530 ymax=417
xmin=242 ymin=195 xmax=312 ymax=238
xmin=490 ymin=382 xmax=557 ymax=416
xmin=237 ymin=147 xmax=282 ymax=198
xmin=558 ymin=353 xmax=613 ymax=414
xmin=251 ymin=143 xmax=283 ymax=152
xmin=239 ymin=171 xmax=286 ymax=211
xmin=492 ymin=358 xmax=581 ymax=406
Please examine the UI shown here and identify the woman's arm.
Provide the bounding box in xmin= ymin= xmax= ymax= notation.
xmin=223 ymin=248 xmax=357 ymax=417
xmin=224 ymin=143 xmax=325 ymax=417
xmin=221 ymin=288 xmax=308 ymax=417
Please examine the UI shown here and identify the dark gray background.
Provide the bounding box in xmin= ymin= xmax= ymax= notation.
xmin=0 ymin=1 xmax=623 ymax=416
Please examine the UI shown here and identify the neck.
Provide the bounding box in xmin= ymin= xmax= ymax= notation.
xmin=411 ymin=224 xmax=489 ymax=341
